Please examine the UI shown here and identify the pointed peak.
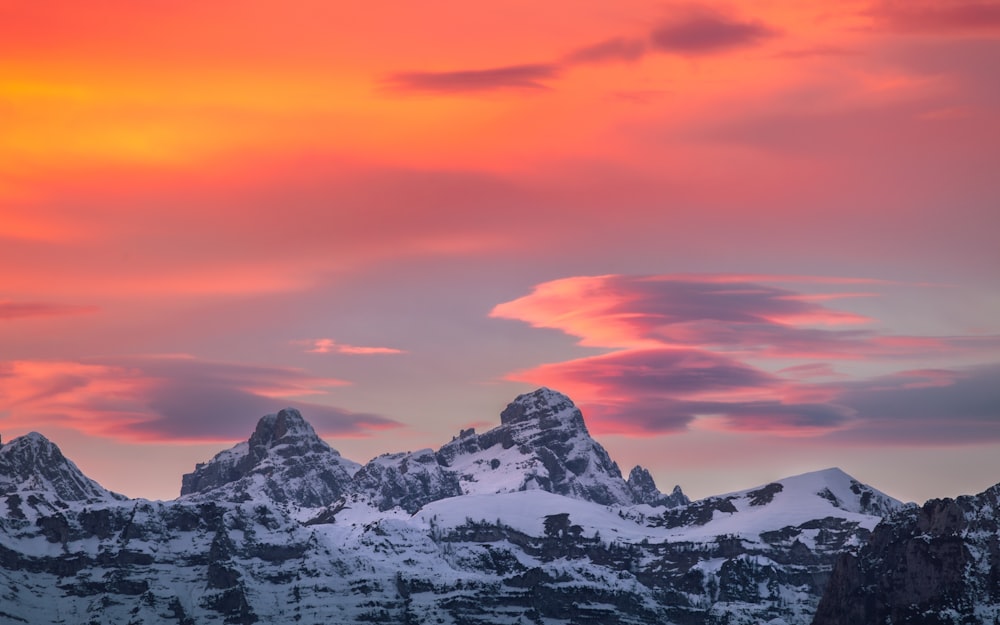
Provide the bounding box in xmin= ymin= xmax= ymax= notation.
xmin=248 ymin=407 xmax=319 ymax=448
xmin=9 ymin=431 xmax=53 ymax=446
xmin=499 ymin=388 xmax=585 ymax=431
xmin=0 ymin=432 xmax=119 ymax=502
xmin=627 ymin=465 xmax=689 ymax=507
xmin=1 ymin=432 xmax=62 ymax=459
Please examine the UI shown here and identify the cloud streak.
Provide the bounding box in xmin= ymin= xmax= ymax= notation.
xmin=0 ymin=356 xmax=400 ymax=443
xmin=385 ymin=64 xmax=559 ymax=93
xmin=0 ymin=301 xmax=97 ymax=320
xmin=869 ymin=1 xmax=1000 ymax=34
xmin=301 ymin=338 xmax=407 ymax=355
xmin=385 ymin=7 xmax=779 ymax=94
xmin=565 ymin=37 xmax=647 ymax=64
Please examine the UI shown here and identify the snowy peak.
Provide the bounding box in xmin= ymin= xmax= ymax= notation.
xmin=435 ymin=388 xmax=642 ymax=506
xmin=0 ymin=431 xmax=121 ymax=504
xmin=180 ymin=408 xmax=360 ymax=509
xmin=775 ymin=467 xmax=902 ymax=517
xmin=247 ymin=407 xmax=318 ymax=449
xmin=653 ymin=466 xmax=904 ymax=535
xmin=499 ymin=387 xmax=586 ymax=432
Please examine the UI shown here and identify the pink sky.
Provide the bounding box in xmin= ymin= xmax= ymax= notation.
xmin=2 ymin=0 xmax=999 ymax=502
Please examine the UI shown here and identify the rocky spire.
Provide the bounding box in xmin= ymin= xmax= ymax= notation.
xmin=180 ymin=408 xmax=360 ymax=508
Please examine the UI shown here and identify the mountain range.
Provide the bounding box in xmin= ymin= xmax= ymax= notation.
xmin=0 ymin=387 xmax=995 ymax=624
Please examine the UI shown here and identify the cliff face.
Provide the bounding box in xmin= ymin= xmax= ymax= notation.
xmin=813 ymin=484 xmax=1000 ymax=625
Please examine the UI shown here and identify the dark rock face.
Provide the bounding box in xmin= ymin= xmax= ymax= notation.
xmin=180 ymin=408 xmax=359 ymax=508
xmin=813 ymin=484 xmax=1000 ymax=625
xmin=628 ymin=465 xmax=690 ymax=508
xmin=348 ymin=449 xmax=463 ymax=514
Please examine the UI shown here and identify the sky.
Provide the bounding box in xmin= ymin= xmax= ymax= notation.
xmin=1 ymin=0 xmax=998 ymax=504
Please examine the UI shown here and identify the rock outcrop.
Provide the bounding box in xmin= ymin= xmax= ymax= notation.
xmin=812 ymin=483 xmax=1000 ymax=625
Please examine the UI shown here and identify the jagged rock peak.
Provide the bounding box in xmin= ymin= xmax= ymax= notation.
xmin=500 ymin=387 xmax=586 ymax=431
xmin=0 ymin=431 xmax=121 ymax=502
xmin=627 ymin=465 xmax=689 ymax=508
xmin=180 ymin=408 xmax=359 ymax=507
xmin=247 ymin=407 xmax=321 ymax=449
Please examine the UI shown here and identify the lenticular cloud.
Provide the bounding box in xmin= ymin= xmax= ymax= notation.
xmin=493 ymin=274 xmax=1000 ymax=442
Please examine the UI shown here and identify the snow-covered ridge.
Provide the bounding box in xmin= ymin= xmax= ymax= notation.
xmin=651 ymin=467 xmax=905 ymax=541
xmin=2 ymin=388 xmax=978 ymax=625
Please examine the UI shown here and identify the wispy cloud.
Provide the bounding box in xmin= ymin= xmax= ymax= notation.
xmin=385 ymin=64 xmax=559 ymax=94
xmin=300 ymin=338 xmax=407 ymax=355
xmin=565 ymin=37 xmax=647 ymax=64
xmin=0 ymin=301 xmax=97 ymax=320
xmin=650 ymin=9 xmax=778 ymax=54
xmin=868 ymin=0 xmax=1000 ymax=34
xmin=0 ymin=356 xmax=400 ymax=443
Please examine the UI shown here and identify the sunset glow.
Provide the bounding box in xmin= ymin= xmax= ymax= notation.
xmin=1 ymin=0 xmax=998 ymax=503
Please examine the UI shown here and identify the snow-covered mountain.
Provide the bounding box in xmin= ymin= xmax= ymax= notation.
xmin=0 ymin=431 xmax=124 ymax=507
xmin=180 ymin=407 xmax=360 ymax=510
xmin=436 ymin=388 xmax=684 ymax=507
xmin=0 ymin=388 xmax=991 ymax=624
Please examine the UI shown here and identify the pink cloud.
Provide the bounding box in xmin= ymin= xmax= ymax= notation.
xmin=493 ymin=274 xmax=1000 ymax=442
xmin=0 ymin=356 xmax=399 ymax=443
xmin=302 ymin=338 xmax=407 ymax=355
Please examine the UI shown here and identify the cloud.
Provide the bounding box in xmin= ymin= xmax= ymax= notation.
xmin=385 ymin=64 xmax=559 ymax=93
xmin=869 ymin=1 xmax=1000 ymax=34
xmin=0 ymin=356 xmax=400 ymax=443
xmin=0 ymin=301 xmax=97 ymax=320
xmin=491 ymin=274 xmax=879 ymax=355
xmin=825 ymin=365 xmax=1000 ymax=443
xmin=509 ymin=348 xmax=777 ymax=399
xmin=772 ymin=46 xmax=860 ymax=59
xmin=504 ymin=347 xmax=853 ymax=435
xmin=301 ymin=338 xmax=407 ymax=355
xmin=493 ymin=274 xmax=1000 ymax=442
xmin=565 ymin=37 xmax=647 ymax=64
xmin=650 ymin=10 xmax=778 ymax=55
xmin=382 ymin=10 xmax=779 ymax=97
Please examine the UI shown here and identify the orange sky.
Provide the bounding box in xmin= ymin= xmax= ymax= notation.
xmin=2 ymin=0 xmax=999 ymax=502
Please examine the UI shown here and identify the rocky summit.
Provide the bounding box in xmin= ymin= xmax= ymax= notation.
xmin=180 ymin=407 xmax=361 ymax=509
xmin=0 ymin=388 xmax=996 ymax=624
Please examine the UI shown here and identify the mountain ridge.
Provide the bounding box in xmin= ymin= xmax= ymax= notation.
xmin=0 ymin=388 xmax=992 ymax=625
